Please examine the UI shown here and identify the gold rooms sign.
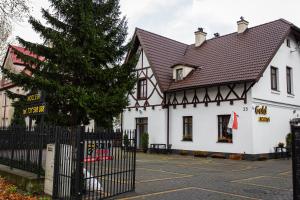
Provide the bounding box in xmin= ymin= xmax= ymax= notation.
xmin=255 ymin=105 xmax=270 ymax=122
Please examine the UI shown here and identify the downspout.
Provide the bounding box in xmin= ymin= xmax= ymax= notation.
xmin=164 ymin=92 xmax=170 ymax=148
xmin=167 ymin=105 xmax=170 ymax=147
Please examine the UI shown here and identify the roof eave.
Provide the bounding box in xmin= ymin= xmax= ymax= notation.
xmin=166 ymin=79 xmax=257 ymax=93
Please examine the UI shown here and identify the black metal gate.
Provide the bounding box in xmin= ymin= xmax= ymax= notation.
xmin=291 ymin=118 xmax=300 ymax=200
xmin=52 ymin=128 xmax=137 ymax=200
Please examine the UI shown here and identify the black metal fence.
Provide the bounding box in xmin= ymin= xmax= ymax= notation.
xmin=52 ymin=128 xmax=137 ymax=200
xmin=0 ymin=126 xmax=55 ymax=177
xmin=291 ymin=119 xmax=300 ymax=200
xmin=0 ymin=125 xmax=137 ymax=200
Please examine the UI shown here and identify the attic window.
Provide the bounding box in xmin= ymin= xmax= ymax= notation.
xmin=176 ymin=68 xmax=183 ymax=81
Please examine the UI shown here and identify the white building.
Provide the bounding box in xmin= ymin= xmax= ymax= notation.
xmin=122 ymin=18 xmax=300 ymax=159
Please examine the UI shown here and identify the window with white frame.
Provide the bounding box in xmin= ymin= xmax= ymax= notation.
xmin=137 ymin=79 xmax=147 ymax=99
xmin=286 ymin=66 xmax=293 ymax=94
xmin=176 ymin=68 xmax=183 ymax=81
xmin=218 ymin=115 xmax=232 ymax=143
xmin=183 ymin=116 xmax=192 ymax=141
xmin=270 ymin=66 xmax=279 ymax=91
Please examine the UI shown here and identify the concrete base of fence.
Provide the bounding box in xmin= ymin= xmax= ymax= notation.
xmin=0 ymin=164 xmax=44 ymax=194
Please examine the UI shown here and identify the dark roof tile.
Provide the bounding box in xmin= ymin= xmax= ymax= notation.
xmin=133 ymin=19 xmax=296 ymax=91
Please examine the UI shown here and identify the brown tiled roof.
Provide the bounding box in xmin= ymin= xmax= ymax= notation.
xmin=134 ymin=19 xmax=297 ymax=92
xmin=135 ymin=28 xmax=188 ymax=91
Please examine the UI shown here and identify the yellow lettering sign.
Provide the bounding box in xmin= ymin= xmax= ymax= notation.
xmin=258 ymin=116 xmax=270 ymax=122
xmin=23 ymin=104 xmax=47 ymax=116
xmin=255 ymin=106 xmax=267 ymax=115
xmin=39 ymin=105 xmax=45 ymax=113
xmin=27 ymin=94 xmax=41 ymax=102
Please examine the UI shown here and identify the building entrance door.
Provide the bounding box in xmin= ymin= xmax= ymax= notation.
xmin=136 ymin=118 xmax=148 ymax=149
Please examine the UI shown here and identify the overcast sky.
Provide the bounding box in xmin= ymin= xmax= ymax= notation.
xmin=11 ymin=0 xmax=300 ymax=45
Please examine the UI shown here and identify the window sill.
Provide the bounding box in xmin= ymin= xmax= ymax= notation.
xmin=271 ymin=90 xmax=280 ymax=95
xmin=217 ymin=140 xmax=232 ymax=144
xmin=287 ymin=94 xmax=295 ymax=98
xmin=181 ymin=139 xmax=193 ymax=142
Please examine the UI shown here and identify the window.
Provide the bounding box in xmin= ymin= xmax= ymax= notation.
xmin=136 ymin=118 xmax=148 ymax=148
xmin=137 ymin=79 xmax=147 ymax=99
xmin=271 ymin=67 xmax=279 ymax=91
xmin=136 ymin=118 xmax=148 ymax=134
xmin=218 ymin=115 xmax=232 ymax=143
xmin=176 ymin=68 xmax=183 ymax=81
xmin=286 ymin=39 xmax=291 ymax=48
xmin=286 ymin=67 xmax=293 ymax=94
xmin=183 ymin=116 xmax=193 ymax=141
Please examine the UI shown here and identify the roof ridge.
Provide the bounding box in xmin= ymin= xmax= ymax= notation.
xmin=137 ymin=19 xmax=292 ymax=47
xmin=135 ymin=27 xmax=188 ymax=46
xmin=189 ymin=18 xmax=292 ymax=45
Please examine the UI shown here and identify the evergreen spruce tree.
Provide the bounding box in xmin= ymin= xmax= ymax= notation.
xmin=6 ymin=92 xmax=26 ymax=126
xmin=2 ymin=0 xmax=136 ymax=127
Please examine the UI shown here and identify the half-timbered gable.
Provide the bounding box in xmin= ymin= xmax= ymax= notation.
xmin=127 ymin=48 xmax=164 ymax=110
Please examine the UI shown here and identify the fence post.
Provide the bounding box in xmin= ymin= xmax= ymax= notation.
xmin=52 ymin=126 xmax=60 ymax=199
xmin=37 ymin=126 xmax=44 ymax=179
xmin=73 ymin=127 xmax=84 ymax=199
xmin=10 ymin=126 xmax=15 ymax=170
xmin=291 ymin=118 xmax=300 ymax=200
xmin=26 ymin=126 xmax=31 ymax=170
xmin=132 ymin=129 xmax=137 ymax=191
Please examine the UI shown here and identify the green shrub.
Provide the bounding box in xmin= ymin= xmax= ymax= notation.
xmin=6 ymin=185 xmax=17 ymax=194
xmin=141 ymin=133 xmax=149 ymax=152
xmin=123 ymin=134 xmax=129 ymax=148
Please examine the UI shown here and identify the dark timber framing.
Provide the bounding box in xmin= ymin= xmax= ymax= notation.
xmin=128 ymin=64 xmax=164 ymax=110
xmin=128 ymin=81 xmax=255 ymax=110
xmin=165 ymin=82 xmax=255 ymax=108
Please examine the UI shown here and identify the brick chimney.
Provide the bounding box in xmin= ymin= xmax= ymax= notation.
xmin=195 ymin=28 xmax=207 ymax=47
xmin=237 ymin=16 xmax=249 ymax=34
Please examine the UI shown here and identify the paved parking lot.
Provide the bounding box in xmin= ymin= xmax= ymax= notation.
xmin=117 ymin=153 xmax=292 ymax=200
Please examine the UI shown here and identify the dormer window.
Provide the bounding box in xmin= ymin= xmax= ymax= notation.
xmin=171 ymin=63 xmax=199 ymax=81
xmin=176 ymin=68 xmax=183 ymax=81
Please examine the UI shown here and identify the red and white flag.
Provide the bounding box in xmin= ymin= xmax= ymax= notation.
xmin=228 ymin=112 xmax=238 ymax=130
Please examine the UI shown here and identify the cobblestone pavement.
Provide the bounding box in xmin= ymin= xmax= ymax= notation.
xmin=116 ymin=153 xmax=292 ymax=200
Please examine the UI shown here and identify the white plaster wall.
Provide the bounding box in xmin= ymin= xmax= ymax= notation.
xmin=251 ymin=34 xmax=300 ymax=154
xmin=251 ymin=99 xmax=300 ymax=154
xmin=252 ymin=35 xmax=300 ymax=105
xmin=169 ymin=85 xmax=253 ymax=154
xmin=123 ymin=107 xmax=167 ymax=147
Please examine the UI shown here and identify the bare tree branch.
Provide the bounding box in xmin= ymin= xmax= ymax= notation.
xmin=0 ymin=0 xmax=30 ymax=62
